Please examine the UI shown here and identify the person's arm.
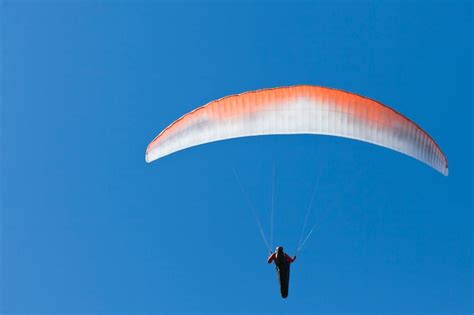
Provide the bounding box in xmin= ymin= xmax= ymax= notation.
xmin=267 ymin=253 xmax=276 ymax=264
xmin=285 ymin=254 xmax=296 ymax=263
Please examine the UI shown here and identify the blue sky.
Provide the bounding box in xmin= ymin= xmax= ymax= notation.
xmin=1 ymin=1 xmax=472 ymax=314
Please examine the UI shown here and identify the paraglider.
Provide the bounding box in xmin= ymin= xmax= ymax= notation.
xmin=145 ymin=85 xmax=448 ymax=176
xmin=268 ymin=246 xmax=296 ymax=298
xmin=146 ymin=85 xmax=448 ymax=298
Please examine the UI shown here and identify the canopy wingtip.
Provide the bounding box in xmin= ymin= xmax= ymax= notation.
xmin=145 ymin=153 xmax=152 ymax=164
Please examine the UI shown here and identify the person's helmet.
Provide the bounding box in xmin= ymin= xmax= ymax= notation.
xmin=276 ymin=246 xmax=283 ymax=253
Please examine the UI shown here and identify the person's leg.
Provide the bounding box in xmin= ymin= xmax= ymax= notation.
xmin=279 ymin=264 xmax=289 ymax=298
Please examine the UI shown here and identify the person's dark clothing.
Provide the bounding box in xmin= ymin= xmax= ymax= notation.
xmin=267 ymin=250 xmax=296 ymax=298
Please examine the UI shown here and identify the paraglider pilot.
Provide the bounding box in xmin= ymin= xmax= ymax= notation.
xmin=267 ymin=246 xmax=296 ymax=298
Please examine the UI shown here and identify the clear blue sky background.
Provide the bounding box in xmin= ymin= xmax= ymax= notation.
xmin=1 ymin=1 xmax=472 ymax=314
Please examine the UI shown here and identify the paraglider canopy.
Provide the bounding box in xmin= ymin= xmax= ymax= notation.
xmin=146 ymin=85 xmax=448 ymax=176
